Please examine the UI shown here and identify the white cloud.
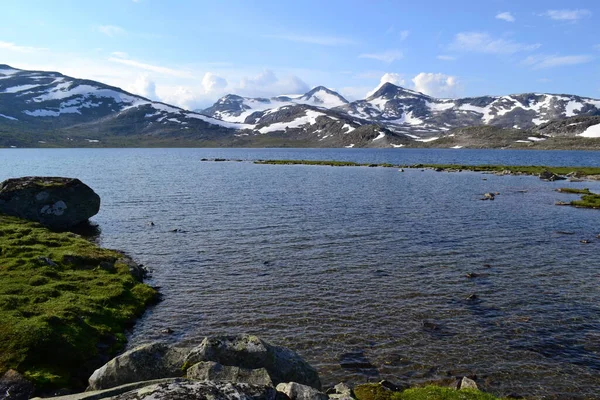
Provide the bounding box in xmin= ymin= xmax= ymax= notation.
xmin=437 ymin=55 xmax=456 ymax=61
xmin=127 ymin=74 xmax=157 ymax=99
xmin=399 ymin=30 xmax=410 ymax=41
xmin=111 ymin=51 xmax=129 ymax=58
xmin=366 ymin=73 xmax=406 ymax=97
xmin=237 ymin=69 xmax=309 ymax=97
xmin=98 ymin=25 xmax=126 ymax=37
xmin=359 ymin=50 xmax=403 ymax=64
xmin=159 ymin=86 xmax=199 ymax=110
xmin=541 ymin=9 xmax=591 ymax=21
xmin=108 ymin=56 xmax=192 ymax=78
xmin=496 ymin=12 xmax=515 ymax=22
xmin=522 ymin=54 xmax=594 ymax=69
xmin=201 ymin=72 xmax=227 ymax=93
xmin=0 ymin=40 xmax=46 ymax=54
xmin=412 ymin=73 xmax=460 ymax=98
xmin=264 ymin=34 xmax=356 ymax=46
xmin=449 ymin=32 xmax=540 ymax=54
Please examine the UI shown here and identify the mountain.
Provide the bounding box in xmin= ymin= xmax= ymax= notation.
xmin=0 ymin=64 xmax=245 ymax=147
xmin=333 ymin=82 xmax=600 ymax=138
xmin=2 ymin=64 xmax=600 ymax=149
xmin=200 ymin=86 xmax=348 ymax=123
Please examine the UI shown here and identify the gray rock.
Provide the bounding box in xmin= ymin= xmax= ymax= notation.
xmin=184 ymin=335 xmax=321 ymax=390
xmin=457 ymin=377 xmax=478 ymax=390
xmin=88 ymin=342 xmax=191 ymax=391
xmin=0 ymin=177 xmax=100 ymax=230
xmin=113 ymin=380 xmax=276 ymax=400
xmin=276 ymin=383 xmax=328 ymax=400
xmin=0 ymin=369 xmax=35 ymax=400
xmin=539 ymin=170 xmax=566 ymax=181
xmin=31 ymin=378 xmax=181 ymax=400
xmin=187 ymin=361 xmax=273 ymax=386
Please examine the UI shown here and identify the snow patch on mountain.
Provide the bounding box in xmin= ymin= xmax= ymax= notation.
xmin=2 ymin=84 xmax=41 ymax=93
xmin=258 ymin=109 xmax=324 ymax=134
xmin=579 ymin=123 xmax=600 ymax=138
xmin=0 ymin=113 xmax=18 ymax=121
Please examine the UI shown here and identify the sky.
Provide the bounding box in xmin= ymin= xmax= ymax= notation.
xmin=1 ymin=0 xmax=599 ymax=110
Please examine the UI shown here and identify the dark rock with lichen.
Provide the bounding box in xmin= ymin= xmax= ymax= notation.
xmin=0 ymin=177 xmax=100 ymax=230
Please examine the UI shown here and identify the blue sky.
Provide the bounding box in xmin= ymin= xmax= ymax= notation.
xmin=1 ymin=0 xmax=598 ymax=109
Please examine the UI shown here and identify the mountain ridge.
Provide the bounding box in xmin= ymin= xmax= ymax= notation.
xmin=1 ymin=64 xmax=600 ymax=149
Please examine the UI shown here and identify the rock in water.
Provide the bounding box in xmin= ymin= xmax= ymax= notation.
xmin=88 ymin=342 xmax=191 ymax=391
xmin=0 ymin=177 xmax=100 ymax=230
xmin=113 ymin=380 xmax=277 ymax=400
xmin=184 ymin=335 xmax=322 ymax=390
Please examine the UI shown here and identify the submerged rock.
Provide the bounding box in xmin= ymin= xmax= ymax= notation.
xmin=0 ymin=177 xmax=100 ymax=230
xmin=88 ymin=342 xmax=191 ymax=391
xmin=184 ymin=335 xmax=321 ymax=390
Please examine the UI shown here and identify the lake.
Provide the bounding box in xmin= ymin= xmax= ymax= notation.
xmin=2 ymin=148 xmax=600 ymax=399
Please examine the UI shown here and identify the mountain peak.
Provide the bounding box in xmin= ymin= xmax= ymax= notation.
xmin=368 ymin=82 xmax=430 ymax=100
xmin=300 ymin=86 xmax=348 ymax=107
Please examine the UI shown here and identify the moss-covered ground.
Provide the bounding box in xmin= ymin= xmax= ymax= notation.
xmin=0 ymin=214 xmax=157 ymax=391
xmin=253 ymin=159 xmax=600 ymax=178
xmin=557 ymin=188 xmax=600 ymax=209
xmin=354 ymin=383 xmax=502 ymax=400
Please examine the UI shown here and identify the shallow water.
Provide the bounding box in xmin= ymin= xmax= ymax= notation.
xmin=2 ymin=148 xmax=600 ymax=399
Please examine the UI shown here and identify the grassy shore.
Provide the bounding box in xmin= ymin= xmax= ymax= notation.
xmin=0 ymin=214 xmax=157 ymax=391
xmin=253 ymin=159 xmax=600 ymax=177
xmin=353 ymin=383 xmax=502 ymax=400
xmin=557 ymin=188 xmax=600 ymax=209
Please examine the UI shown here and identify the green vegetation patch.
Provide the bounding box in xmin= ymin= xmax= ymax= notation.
xmin=557 ymin=188 xmax=600 ymax=209
xmin=411 ymin=164 xmax=600 ymax=177
xmin=0 ymin=214 xmax=157 ymax=390
xmin=253 ymin=159 xmax=600 ymax=178
xmin=353 ymin=383 xmax=501 ymax=400
xmin=396 ymin=385 xmax=502 ymax=400
xmin=557 ymin=188 xmax=592 ymax=194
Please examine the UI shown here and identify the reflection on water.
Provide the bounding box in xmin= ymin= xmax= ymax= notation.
xmin=1 ymin=148 xmax=600 ymax=399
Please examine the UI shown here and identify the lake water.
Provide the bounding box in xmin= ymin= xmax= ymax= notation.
xmin=2 ymin=148 xmax=600 ymax=399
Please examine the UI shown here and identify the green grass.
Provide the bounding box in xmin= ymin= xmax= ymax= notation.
xmin=395 ymin=385 xmax=502 ymax=400
xmin=353 ymin=383 xmax=502 ymax=400
xmin=557 ymin=188 xmax=592 ymax=194
xmin=571 ymin=193 xmax=600 ymax=209
xmin=252 ymin=159 xmax=600 ymax=177
xmin=0 ymin=214 xmax=157 ymax=391
xmin=556 ymin=188 xmax=600 ymax=209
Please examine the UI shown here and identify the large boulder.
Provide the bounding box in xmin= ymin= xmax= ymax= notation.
xmin=187 ymin=361 xmax=273 ymax=386
xmin=184 ymin=335 xmax=321 ymax=390
xmin=0 ymin=177 xmax=100 ymax=230
xmin=112 ymin=380 xmax=277 ymax=400
xmin=88 ymin=342 xmax=191 ymax=391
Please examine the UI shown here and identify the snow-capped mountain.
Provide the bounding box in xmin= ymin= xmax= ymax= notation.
xmin=200 ymin=86 xmax=349 ymax=123
xmin=1 ymin=64 xmax=599 ymax=149
xmin=334 ymin=82 xmax=600 ymax=135
xmin=0 ymin=64 xmax=246 ymax=146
